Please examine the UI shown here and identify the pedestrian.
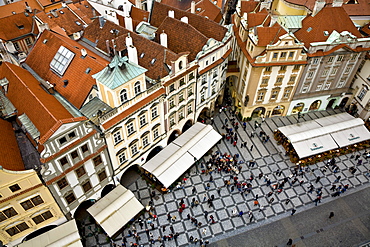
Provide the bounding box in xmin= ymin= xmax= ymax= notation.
xmin=285 ymin=199 xmax=290 ymax=205
xmin=202 ymin=228 xmax=207 ymax=235
xmin=315 ymin=176 xmax=321 ymax=183
xmin=334 ymin=175 xmax=341 ymax=183
xmin=291 ymin=209 xmax=296 ymax=215
xmin=254 ymin=200 xmax=259 ymax=206
xmin=239 ymin=211 xmax=244 ymax=217
xmin=329 ymin=212 xmax=334 ymax=219
xmin=250 ymin=145 xmax=254 ymax=151
xmin=170 ymin=225 xmax=174 ymax=233
xmin=162 ymin=225 xmax=166 ymax=232
xmin=287 ymin=238 xmax=293 ymax=245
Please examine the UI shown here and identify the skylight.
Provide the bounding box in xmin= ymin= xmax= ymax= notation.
xmin=50 ymin=46 xmax=75 ymax=76
xmin=140 ymin=53 xmax=145 ymax=58
xmin=150 ymin=58 xmax=156 ymax=64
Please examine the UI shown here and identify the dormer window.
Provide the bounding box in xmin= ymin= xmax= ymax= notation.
xmin=16 ymin=24 xmax=24 ymax=29
xmin=50 ymin=46 xmax=75 ymax=76
xmin=75 ymin=21 xmax=81 ymax=26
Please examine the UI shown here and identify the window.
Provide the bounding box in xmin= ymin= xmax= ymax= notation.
xmin=134 ymin=82 xmax=141 ymax=95
xmin=257 ymin=92 xmax=265 ymax=101
xmin=344 ymin=66 xmax=351 ymax=74
xmin=328 ymin=56 xmax=334 ymax=63
xmin=270 ymin=90 xmax=279 ymax=100
xmin=98 ymin=170 xmax=107 ymax=182
xmin=358 ymin=88 xmax=367 ymax=101
xmin=118 ymin=152 xmax=126 ymax=165
xmin=59 ymin=137 xmax=67 ymax=145
xmin=0 ymin=207 xmax=18 ymax=222
xmin=20 ymin=195 xmax=44 ymax=210
xmin=179 ymin=109 xmax=184 ymax=120
xmin=188 ymin=86 xmax=193 ymax=96
xmin=293 ymin=65 xmax=300 ymax=70
xmin=187 ymin=104 xmax=192 ymax=114
xmin=301 ymin=86 xmax=309 ymax=93
xmin=213 ymin=69 xmax=218 ymax=78
xmin=265 ymin=66 xmax=271 ymax=72
xmin=75 ymin=166 xmax=86 ymax=178
xmin=151 ymin=107 xmax=158 ymax=119
xmin=93 ymin=155 xmax=102 ymax=166
xmin=50 ymin=46 xmax=75 ymax=75
xmin=201 ymin=75 xmax=207 ymax=85
xmin=139 ymin=114 xmax=146 ymax=127
xmin=179 ymin=92 xmax=184 ymax=102
xmin=321 ymin=69 xmax=329 ymax=77
xmin=261 ymin=78 xmax=268 ymax=86
xmin=142 ymin=135 xmax=149 ymax=147
xmin=82 ymin=181 xmax=92 ymax=193
xmin=13 ymin=42 xmax=20 ymax=51
xmin=65 ymin=193 xmax=76 ymax=204
xmin=81 ymin=144 xmax=89 ymax=153
xmin=351 ymin=54 xmax=358 ymax=60
xmin=337 ymin=80 xmax=345 ymax=88
xmin=130 ymin=144 xmax=138 ymax=155
xmin=71 ymin=150 xmax=79 ymax=159
xmin=127 ymin=122 xmax=135 ymax=136
xmin=153 ymin=128 xmax=159 ymax=139
xmin=189 ymin=72 xmax=194 ymax=80
xmin=6 ymin=222 xmax=29 ymax=236
xmin=169 ymin=84 xmax=175 ymax=92
xmin=324 ymin=82 xmax=331 ymax=90
xmin=113 ymin=131 xmax=122 ymax=145
xmin=32 ymin=211 xmax=53 ymax=224
xmin=169 ymin=98 xmax=175 ymax=108
xmin=313 ymin=58 xmax=319 ymax=64
xmin=307 ymin=71 xmax=314 ymax=78
xmin=289 ymin=76 xmax=296 ymax=83
xmin=200 ymin=91 xmax=205 ymax=102
xmin=280 ymin=52 xmax=286 ymax=58
xmin=57 ymin=178 xmax=68 ymax=190
xmin=316 ymin=84 xmax=323 ymax=91
xmin=337 ymin=55 xmax=344 ymax=62
xmin=179 ymin=78 xmax=185 ymax=86
xmin=59 ymin=157 xmax=68 ymax=166
xmin=169 ymin=115 xmax=175 ymax=127
xmin=289 ymin=52 xmax=294 ymax=58
xmin=283 ymin=89 xmax=291 ymax=98
xmin=275 ymin=77 xmax=283 ymax=84
xmin=68 ymin=132 xmax=76 ymax=139
xmin=273 ymin=53 xmax=278 ymax=59
xmin=120 ymin=89 xmax=128 ymax=103
xmin=331 ymin=67 xmax=338 ymax=75
xmin=9 ymin=184 xmax=21 ymax=192
xmin=280 ymin=65 xmax=287 ymax=71
xmin=25 ymin=37 xmax=32 ymax=46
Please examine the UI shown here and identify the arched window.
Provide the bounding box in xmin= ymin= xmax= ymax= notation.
xmin=134 ymin=82 xmax=141 ymax=95
xmin=120 ymin=89 xmax=128 ymax=103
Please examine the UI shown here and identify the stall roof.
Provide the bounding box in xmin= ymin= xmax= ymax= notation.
xmin=142 ymin=123 xmax=221 ymax=188
xmin=87 ymin=185 xmax=144 ymax=237
xmin=18 ymin=220 xmax=82 ymax=247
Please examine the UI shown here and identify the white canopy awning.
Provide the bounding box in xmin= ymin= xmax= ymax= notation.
xmin=278 ymin=113 xmax=370 ymax=158
xmin=142 ymin=123 xmax=221 ymax=188
xmin=18 ymin=220 xmax=82 ymax=247
xmin=87 ymin=185 xmax=144 ymax=237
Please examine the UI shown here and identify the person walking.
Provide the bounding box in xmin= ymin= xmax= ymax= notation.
xmin=291 ymin=209 xmax=296 ymax=215
xmin=250 ymin=145 xmax=254 ymax=151
xmin=287 ymin=238 xmax=293 ymax=246
xmin=334 ymin=175 xmax=341 ymax=183
xmin=315 ymin=176 xmax=321 ymax=183
xmin=329 ymin=212 xmax=334 ymax=219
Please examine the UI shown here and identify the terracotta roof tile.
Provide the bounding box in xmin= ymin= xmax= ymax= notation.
xmin=160 ymin=0 xmax=201 ymax=10
xmin=25 ymin=30 xmax=109 ymax=108
xmin=240 ymin=1 xmax=260 ymax=13
xmin=150 ymin=1 xmax=227 ymax=42
xmin=360 ymin=22 xmax=370 ymax=37
xmin=256 ymin=22 xmax=287 ymax=46
xmin=83 ymin=19 xmax=181 ymax=79
xmin=155 ymin=16 xmax=208 ymax=62
xmin=0 ymin=62 xmax=74 ymax=141
xmin=247 ymin=8 xmax=271 ymax=28
xmin=0 ymin=0 xmax=41 ymax=18
xmin=0 ymin=119 xmax=25 ymax=171
xmin=294 ymin=6 xmax=362 ymax=48
xmin=191 ymin=0 xmax=223 ymax=23
xmin=69 ymin=0 xmax=96 ymax=24
xmin=0 ymin=12 xmax=38 ymax=41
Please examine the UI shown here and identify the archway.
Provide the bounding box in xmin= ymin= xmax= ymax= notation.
xmin=251 ymin=107 xmax=266 ymax=118
xmin=167 ymin=129 xmax=181 ymax=144
xmin=292 ymin=102 xmax=304 ymax=114
xmin=101 ymin=184 xmax=115 ymax=198
xmin=120 ymin=164 xmax=141 ymax=187
xmin=326 ymin=99 xmax=336 ymax=110
xmin=309 ymin=100 xmax=321 ymax=111
xmin=197 ymin=107 xmax=210 ymax=123
xmin=73 ymin=200 xmax=95 ymax=220
xmin=182 ymin=120 xmax=193 ymax=133
xmin=22 ymin=225 xmax=58 ymax=242
xmin=146 ymin=146 xmax=163 ymax=162
xmin=339 ymin=97 xmax=349 ymax=108
xmin=271 ymin=105 xmax=285 ymax=116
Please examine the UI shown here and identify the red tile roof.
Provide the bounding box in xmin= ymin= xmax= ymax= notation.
xmin=246 ymin=8 xmax=271 ymax=28
xmin=191 ymin=0 xmax=223 ymax=23
xmin=0 ymin=119 xmax=25 ymax=171
xmin=69 ymin=0 xmax=96 ymax=24
xmin=160 ymin=0 xmax=201 ymax=10
xmin=155 ymin=16 xmax=208 ymax=62
xmin=0 ymin=62 xmax=74 ymax=142
xmin=0 ymin=11 xmax=38 ymax=41
xmin=25 ymin=30 xmax=109 ymax=109
xmin=255 ymin=22 xmax=287 ymax=46
xmin=294 ymin=6 xmax=363 ymax=48
xmin=83 ymin=19 xmax=181 ymax=79
xmin=360 ymin=22 xmax=370 ymax=37
xmin=240 ymin=1 xmax=260 ymax=13
xmin=150 ymin=1 xmax=227 ymax=42
xmin=0 ymin=0 xmax=42 ymax=18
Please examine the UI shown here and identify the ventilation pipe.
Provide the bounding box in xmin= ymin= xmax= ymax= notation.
xmin=128 ymin=45 xmax=138 ymax=65
xmin=180 ymin=16 xmax=188 ymax=23
xmin=126 ymin=33 xmax=133 ymax=47
xmin=125 ymin=16 xmax=133 ymax=31
xmin=160 ymin=31 xmax=167 ymax=48
xmin=168 ymin=10 xmax=174 ymax=18
xmin=191 ymin=1 xmax=196 ymax=13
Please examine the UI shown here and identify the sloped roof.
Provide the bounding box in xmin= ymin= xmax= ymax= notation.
xmin=150 ymin=1 xmax=227 ymax=42
xmin=0 ymin=0 xmax=41 ymax=18
xmin=294 ymin=6 xmax=363 ymax=48
xmin=0 ymin=11 xmax=38 ymax=41
xmin=0 ymin=119 xmax=25 ymax=171
xmin=0 ymin=62 xmax=73 ymax=141
xmin=360 ymin=22 xmax=370 ymax=37
xmin=69 ymin=0 xmax=96 ymax=24
xmin=255 ymin=22 xmax=288 ymax=46
xmin=155 ymin=16 xmax=208 ymax=61
xmin=93 ymin=56 xmax=147 ymax=89
xmin=191 ymin=0 xmax=223 ymax=23
xmin=25 ymin=30 xmax=109 ymax=109
xmin=160 ymin=0 xmax=201 ymax=10
xmin=117 ymin=6 xmax=149 ymax=29
xmin=240 ymin=0 xmax=260 ymax=13
xmin=247 ymin=8 xmax=271 ymax=28
xmin=82 ymin=19 xmax=181 ymax=79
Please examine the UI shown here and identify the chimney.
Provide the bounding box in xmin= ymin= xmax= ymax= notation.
xmin=180 ymin=16 xmax=188 ymax=23
xmin=125 ymin=16 xmax=133 ymax=31
xmin=135 ymin=0 xmax=142 ymax=9
xmin=312 ymin=0 xmax=325 ymax=17
xmin=99 ymin=16 xmax=106 ymax=28
xmin=191 ymin=1 xmax=196 ymax=13
xmin=160 ymin=31 xmax=167 ymax=48
xmin=128 ymin=45 xmax=138 ymax=65
xmin=123 ymin=1 xmax=132 ymax=16
xmin=147 ymin=0 xmax=153 ymax=11
xmin=81 ymin=48 xmax=87 ymax=57
xmin=39 ymin=23 xmax=49 ymax=32
xmin=168 ymin=10 xmax=175 ymax=18
xmin=126 ymin=33 xmax=133 ymax=47
xmin=332 ymin=0 xmax=343 ymax=7
xmin=25 ymin=1 xmax=32 ymax=13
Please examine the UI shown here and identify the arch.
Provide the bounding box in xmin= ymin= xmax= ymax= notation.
xmin=134 ymin=81 xmax=141 ymax=95
xmin=309 ymin=100 xmax=321 ymax=111
xmin=146 ymin=145 xmax=164 ymax=162
xmin=22 ymin=225 xmax=58 ymax=242
xmin=197 ymin=107 xmax=210 ymax=123
xmin=101 ymin=184 xmax=115 ymax=198
xmin=326 ymin=99 xmax=336 ymax=110
xmin=120 ymin=89 xmax=128 ymax=103
xmin=292 ymin=102 xmax=304 ymax=114
xmin=182 ymin=119 xmax=193 ymax=133
xmin=167 ymin=129 xmax=181 ymax=144
xmin=339 ymin=97 xmax=349 ymax=108
xmin=251 ymin=107 xmax=266 ymax=118
xmin=73 ymin=199 xmax=96 ymax=220
xmin=119 ymin=164 xmax=141 ymax=187
xmin=271 ymin=105 xmax=285 ymax=116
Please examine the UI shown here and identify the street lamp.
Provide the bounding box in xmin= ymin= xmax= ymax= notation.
xmin=297 ymin=112 xmax=304 ymax=123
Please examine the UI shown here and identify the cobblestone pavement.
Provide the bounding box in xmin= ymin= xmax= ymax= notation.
xmin=83 ymin=109 xmax=370 ymax=246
